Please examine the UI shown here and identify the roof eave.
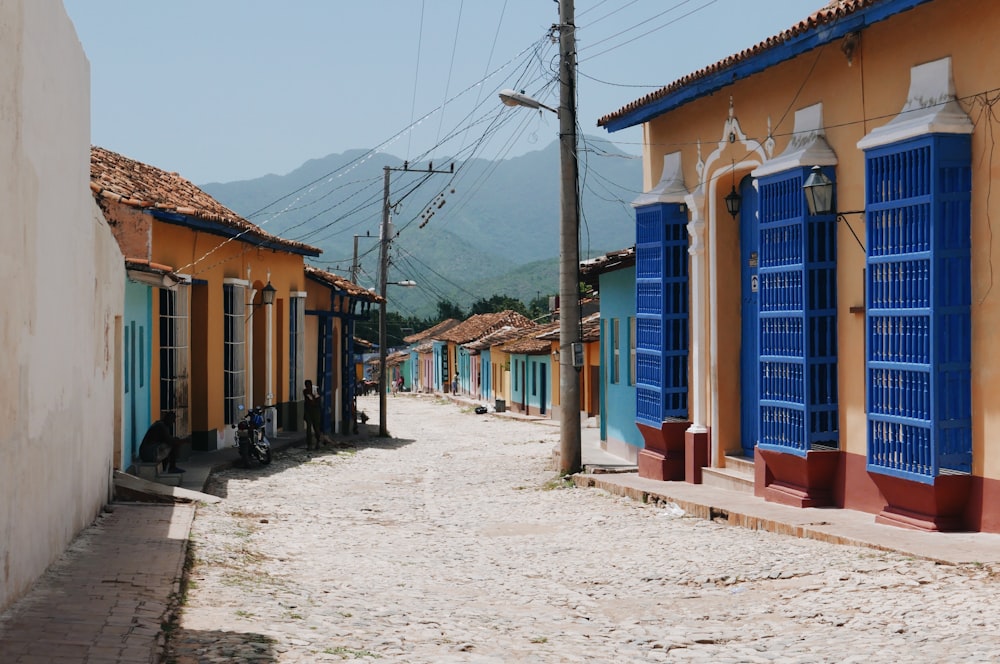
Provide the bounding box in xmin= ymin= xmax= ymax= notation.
xmin=150 ymin=209 xmax=321 ymax=257
xmin=601 ymin=0 xmax=933 ymax=133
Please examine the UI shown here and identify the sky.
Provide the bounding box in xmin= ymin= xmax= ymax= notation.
xmin=64 ymin=0 xmax=826 ymax=186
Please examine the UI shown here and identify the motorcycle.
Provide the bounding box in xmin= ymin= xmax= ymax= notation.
xmin=232 ymin=404 xmax=272 ymax=467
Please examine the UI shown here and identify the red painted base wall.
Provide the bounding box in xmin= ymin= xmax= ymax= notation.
xmin=838 ymin=451 xmax=1000 ymax=534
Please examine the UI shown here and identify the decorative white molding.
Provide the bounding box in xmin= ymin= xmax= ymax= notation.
xmin=223 ymin=277 xmax=250 ymax=287
xmin=685 ymin=184 xmax=708 ymax=437
xmin=696 ymin=139 xmax=704 ymax=181
xmin=290 ymin=291 xmax=308 ymax=298
xmin=858 ymin=56 xmax=973 ymax=150
xmin=753 ymin=103 xmax=838 ymax=178
xmin=632 ymin=152 xmax=690 ymax=207
xmin=685 ymin=186 xmax=706 ymax=257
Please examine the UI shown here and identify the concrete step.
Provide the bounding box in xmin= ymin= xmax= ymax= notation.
xmin=700 ymin=455 xmax=755 ymax=494
xmin=724 ymin=454 xmax=755 ymax=476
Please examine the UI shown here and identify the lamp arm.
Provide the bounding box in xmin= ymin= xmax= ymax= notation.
xmin=836 ymin=211 xmax=867 ymax=253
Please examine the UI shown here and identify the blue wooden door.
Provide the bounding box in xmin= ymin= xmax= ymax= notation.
xmin=124 ymin=280 xmax=152 ymax=466
xmin=739 ymin=176 xmax=759 ymax=458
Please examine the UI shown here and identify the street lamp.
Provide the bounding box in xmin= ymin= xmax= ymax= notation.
xmin=497 ymin=1 xmax=581 ymax=474
xmin=499 ymin=89 xmax=558 ymax=114
xmin=377 ymin=276 xmax=417 ymax=437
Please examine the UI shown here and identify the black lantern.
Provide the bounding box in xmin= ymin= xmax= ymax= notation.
xmin=725 ymin=185 xmax=742 ymax=218
xmin=802 ymin=165 xmax=834 ymax=216
xmin=260 ymin=280 xmax=277 ymax=306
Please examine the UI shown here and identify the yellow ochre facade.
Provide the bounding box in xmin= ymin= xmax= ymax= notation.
xmin=600 ymin=0 xmax=1000 ymax=532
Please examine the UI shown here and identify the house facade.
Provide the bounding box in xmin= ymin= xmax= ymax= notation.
xmin=501 ymin=323 xmax=558 ymax=416
xmin=90 ymin=147 xmax=322 ymax=457
xmin=599 ymin=0 xmax=1000 ymax=531
xmin=304 ymin=266 xmax=380 ymax=433
xmin=436 ymin=311 xmax=534 ymax=397
xmin=582 ymin=250 xmax=643 ymax=462
xmin=403 ymin=318 xmax=459 ymax=393
xmin=1 ymin=0 xmax=124 ymax=611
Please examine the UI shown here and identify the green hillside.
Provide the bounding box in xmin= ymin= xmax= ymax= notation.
xmin=201 ymin=136 xmax=640 ymax=318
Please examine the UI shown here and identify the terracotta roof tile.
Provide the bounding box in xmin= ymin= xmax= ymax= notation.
xmin=464 ymin=325 xmax=534 ymax=352
xmin=385 ymin=350 xmax=410 ymax=367
xmin=437 ymin=310 xmax=535 ymax=344
xmin=580 ymin=247 xmax=635 ymax=277
xmin=598 ymin=0 xmax=883 ymax=128
xmin=536 ymin=312 xmax=601 ymax=343
xmin=404 ymin=318 xmax=460 ymax=344
xmin=305 ymin=265 xmax=384 ymax=303
xmin=90 ymin=146 xmax=320 ymax=256
xmin=500 ymin=321 xmax=560 ymax=355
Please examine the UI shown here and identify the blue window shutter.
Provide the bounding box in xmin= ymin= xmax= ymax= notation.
xmin=756 ymin=167 xmax=839 ymax=456
xmin=865 ymin=134 xmax=972 ymax=482
xmin=635 ymin=202 xmax=689 ymax=426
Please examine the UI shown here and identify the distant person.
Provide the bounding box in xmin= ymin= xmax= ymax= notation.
xmin=139 ymin=411 xmax=187 ymax=474
xmin=452 ymin=372 xmax=459 ymax=394
xmin=304 ymin=379 xmax=322 ymax=450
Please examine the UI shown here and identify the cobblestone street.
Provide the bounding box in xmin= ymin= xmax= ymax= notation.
xmin=168 ymin=394 xmax=1000 ymax=663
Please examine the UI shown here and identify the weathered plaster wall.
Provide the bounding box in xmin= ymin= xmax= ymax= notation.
xmin=0 ymin=0 xmax=124 ymax=610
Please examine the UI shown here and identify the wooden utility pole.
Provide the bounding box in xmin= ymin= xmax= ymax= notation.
xmin=557 ymin=0 xmax=582 ymax=474
xmin=377 ymin=162 xmax=452 ymax=437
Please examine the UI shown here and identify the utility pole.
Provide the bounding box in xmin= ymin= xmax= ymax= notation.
xmin=350 ymin=232 xmax=374 ymax=284
xmin=557 ymin=0 xmax=582 ymax=474
xmin=377 ymin=162 xmax=453 ymax=437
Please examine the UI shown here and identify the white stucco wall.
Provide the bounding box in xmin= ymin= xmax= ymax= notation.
xmin=0 ymin=0 xmax=124 ymax=610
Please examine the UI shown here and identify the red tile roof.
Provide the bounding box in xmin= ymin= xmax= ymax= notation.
xmin=437 ymin=310 xmax=535 ymax=344
xmin=464 ymin=325 xmax=536 ymax=352
xmin=90 ymin=146 xmax=320 ymax=256
xmin=598 ymin=0 xmax=884 ymax=128
xmin=536 ymin=312 xmax=601 ymax=343
xmin=404 ymin=319 xmax=461 ymax=344
xmin=305 ymin=265 xmax=383 ymax=303
xmin=580 ymin=247 xmax=635 ymax=278
xmin=501 ymin=322 xmax=560 ymax=355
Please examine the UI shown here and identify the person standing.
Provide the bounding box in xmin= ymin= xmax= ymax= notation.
xmin=303 ymin=379 xmax=322 ymax=450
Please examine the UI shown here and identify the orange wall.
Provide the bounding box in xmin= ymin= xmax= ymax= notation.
xmin=150 ymin=219 xmax=309 ymax=434
xmin=636 ymin=0 xmax=1000 ymax=479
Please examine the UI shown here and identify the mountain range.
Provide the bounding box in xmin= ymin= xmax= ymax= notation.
xmin=202 ymin=136 xmax=642 ymax=319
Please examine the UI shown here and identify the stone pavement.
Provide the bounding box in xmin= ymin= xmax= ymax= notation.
xmin=1 ymin=395 xmax=999 ymax=663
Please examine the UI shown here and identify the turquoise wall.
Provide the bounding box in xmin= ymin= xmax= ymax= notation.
xmin=601 ymin=266 xmax=643 ymax=449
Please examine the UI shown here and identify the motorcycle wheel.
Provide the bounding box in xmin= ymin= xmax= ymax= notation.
xmin=257 ymin=445 xmax=272 ymax=465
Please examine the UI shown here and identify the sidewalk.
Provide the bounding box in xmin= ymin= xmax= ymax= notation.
xmin=455 ymin=392 xmax=1000 ymax=566
xmin=0 ymin=428 xmax=309 ymax=664
xmin=3 ymin=399 xmax=1000 ymax=662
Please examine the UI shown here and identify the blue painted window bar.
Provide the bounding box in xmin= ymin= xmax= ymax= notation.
xmin=756 ymin=168 xmax=839 ymax=456
xmin=864 ymin=135 xmax=972 ymax=482
xmin=635 ymin=203 xmax=689 ymax=426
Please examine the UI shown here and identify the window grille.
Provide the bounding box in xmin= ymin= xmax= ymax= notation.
xmin=864 ymin=135 xmax=972 ymax=481
xmin=159 ymin=287 xmax=189 ymax=423
xmin=635 ymin=203 xmax=689 ymax=426
xmin=756 ymin=167 xmax=839 ymax=456
xmin=223 ymin=282 xmax=246 ymax=425
xmin=629 ymin=317 xmax=636 ymax=387
xmin=289 ymin=295 xmax=305 ymax=401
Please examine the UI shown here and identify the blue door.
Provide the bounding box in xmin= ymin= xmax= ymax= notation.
xmin=739 ymin=175 xmax=759 ymax=458
xmin=124 ymin=280 xmax=152 ymax=467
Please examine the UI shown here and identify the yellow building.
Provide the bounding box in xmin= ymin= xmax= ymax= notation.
xmin=599 ymin=0 xmax=1000 ymax=532
xmin=91 ymin=147 xmax=320 ymax=454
